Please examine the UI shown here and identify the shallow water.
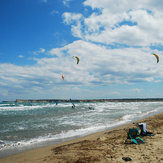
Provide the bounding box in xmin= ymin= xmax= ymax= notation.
xmin=0 ymin=101 xmax=163 ymax=157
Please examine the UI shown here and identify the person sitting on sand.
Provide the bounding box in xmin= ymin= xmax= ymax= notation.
xmin=138 ymin=123 xmax=154 ymax=136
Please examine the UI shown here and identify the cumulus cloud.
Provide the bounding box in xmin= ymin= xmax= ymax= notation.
xmin=63 ymin=12 xmax=83 ymax=24
xmin=63 ymin=13 xmax=83 ymax=38
xmin=4 ymin=40 xmax=162 ymax=87
xmin=62 ymin=0 xmax=163 ymax=46
xmin=0 ymin=39 xmax=163 ymax=100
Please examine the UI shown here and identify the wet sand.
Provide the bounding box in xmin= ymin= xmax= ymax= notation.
xmin=0 ymin=113 xmax=163 ymax=163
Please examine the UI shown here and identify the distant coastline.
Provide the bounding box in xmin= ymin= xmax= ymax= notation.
xmin=3 ymin=98 xmax=163 ymax=103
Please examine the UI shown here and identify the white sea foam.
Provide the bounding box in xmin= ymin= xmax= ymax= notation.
xmin=17 ymin=126 xmax=25 ymax=130
xmin=0 ymin=104 xmax=61 ymax=112
xmin=0 ymin=105 xmax=42 ymax=111
xmin=0 ymin=118 xmax=129 ymax=155
xmin=137 ymin=108 xmax=160 ymax=118
xmin=121 ymin=114 xmax=135 ymax=121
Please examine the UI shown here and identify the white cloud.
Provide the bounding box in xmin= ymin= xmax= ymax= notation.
xmin=33 ymin=41 xmax=163 ymax=85
xmin=71 ymin=23 xmax=83 ymax=38
xmin=62 ymin=13 xmax=83 ymax=38
xmin=63 ymin=0 xmax=71 ymax=7
xmin=18 ymin=55 xmax=24 ymax=58
xmin=63 ymin=0 xmax=163 ymax=46
xmin=0 ymin=39 xmax=163 ymax=100
xmin=84 ymin=0 xmax=163 ymax=13
xmin=63 ymin=12 xmax=83 ymax=24
xmin=33 ymin=48 xmax=46 ymax=55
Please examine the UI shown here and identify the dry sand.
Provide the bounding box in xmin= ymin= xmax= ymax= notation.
xmin=0 ymin=113 xmax=163 ymax=163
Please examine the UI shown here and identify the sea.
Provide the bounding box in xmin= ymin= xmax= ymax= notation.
xmin=0 ymin=101 xmax=163 ymax=157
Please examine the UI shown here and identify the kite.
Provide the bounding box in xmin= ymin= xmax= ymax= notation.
xmin=152 ymin=53 xmax=159 ymax=63
xmin=62 ymin=75 xmax=64 ymax=80
xmin=73 ymin=56 xmax=79 ymax=64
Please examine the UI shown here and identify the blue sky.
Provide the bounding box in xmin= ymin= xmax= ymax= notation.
xmin=0 ymin=0 xmax=163 ymax=101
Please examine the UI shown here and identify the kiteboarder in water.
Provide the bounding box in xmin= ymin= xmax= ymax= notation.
xmin=56 ymin=100 xmax=59 ymax=105
xmin=70 ymin=98 xmax=75 ymax=109
xmin=72 ymin=103 xmax=75 ymax=109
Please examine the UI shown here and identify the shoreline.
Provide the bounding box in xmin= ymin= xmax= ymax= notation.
xmin=0 ymin=111 xmax=161 ymax=158
xmin=3 ymin=98 xmax=163 ymax=103
xmin=0 ymin=112 xmax=163 ymax=163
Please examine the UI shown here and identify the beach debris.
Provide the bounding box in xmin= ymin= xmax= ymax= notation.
xmin=122 ymin=157 xmax=132 ymax=161
xmin=62 ymin=75 xmax=64 ymax=80
xmin=152 ymin=53 xmax=159 ymax=63
xmin=73 ymin=56 xmax=79 ymax=64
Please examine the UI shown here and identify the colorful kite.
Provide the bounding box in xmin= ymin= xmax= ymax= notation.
xmin=152 ymin=53 xmax=159 ymax=63
xmin=73 ymin=56 xmax=79 ymax=64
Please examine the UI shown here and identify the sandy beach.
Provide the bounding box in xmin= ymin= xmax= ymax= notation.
xmin=0 ymin=113 xmax=163 ymax=163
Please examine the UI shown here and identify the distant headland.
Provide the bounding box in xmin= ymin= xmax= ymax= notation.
xmin=3 ymin=98 xmax=163 ymax=103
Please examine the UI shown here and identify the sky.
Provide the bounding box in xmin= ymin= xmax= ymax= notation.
xmin=0 ymin=0 xmax=163 ymax=101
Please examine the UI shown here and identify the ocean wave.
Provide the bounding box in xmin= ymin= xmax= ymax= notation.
xmin=0 ymin=103 xmax=77 ymax=112
xmin=0 ymin=103 xmax=16 ymax=107
xmin=0 ymin=120 xmax=125 ymax=154
xmin=0 ymin=115 xmax=137 ymax=155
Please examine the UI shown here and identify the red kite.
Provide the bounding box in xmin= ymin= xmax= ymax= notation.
xmin=62 ymin=75 xmax=64 ymax=80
